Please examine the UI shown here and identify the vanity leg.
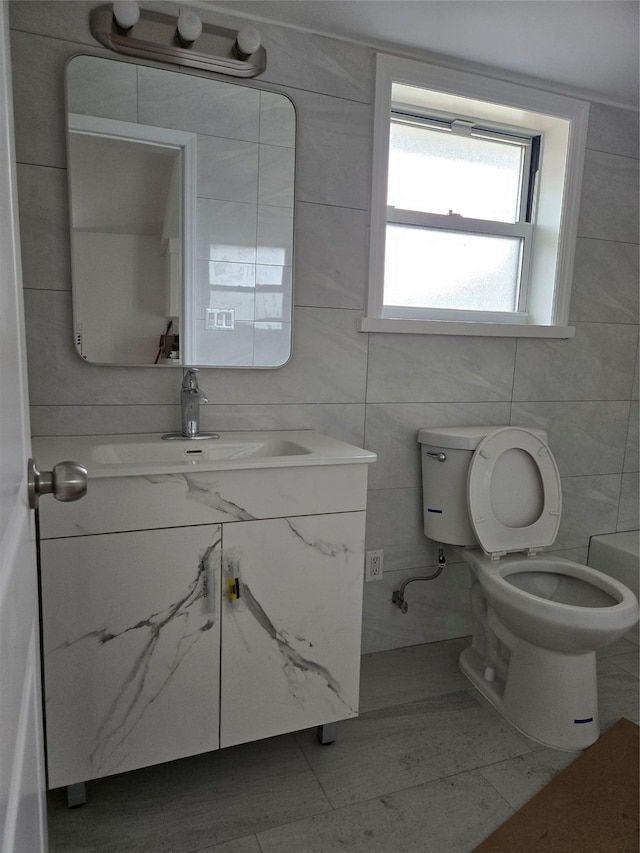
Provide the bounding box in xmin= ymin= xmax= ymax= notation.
xmin=316 ymin=723 xmax=336 ymax=745
xmin=66 ymin=782 xmax=87 ymax=808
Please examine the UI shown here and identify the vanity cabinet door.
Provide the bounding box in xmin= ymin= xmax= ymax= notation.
xmin=219 ymin=512 xmax=365 ymax=748
xmin=40 ymin=524 xmax=222 ymax=788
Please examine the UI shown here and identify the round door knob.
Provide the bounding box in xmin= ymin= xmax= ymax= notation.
xmin=28 ymin=459 xmax=88 ymax=509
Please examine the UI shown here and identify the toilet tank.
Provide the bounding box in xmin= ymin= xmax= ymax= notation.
xmin=417 ymin=425 xmax=548 ymax=546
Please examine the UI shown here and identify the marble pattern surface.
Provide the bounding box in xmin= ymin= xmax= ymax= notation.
xmin=365 ymin=401 xmax=512 ymax=490
xmin=67 ymin=54 xmax=137 ymax=121
xmin=586 ymin=102 xmax=640 ymax=159
xmin=366 ymin=334 xmax=517 ymax=403
xmin=10 ymin=28 xmax=74 ymax=168
xmin=358 ymin=639 xmax=472 ymax=712
xmin=294 ymin=88 xmax=372 ymax=209
xmin=138 ymin=65 xmax=261 ymax=141
xmin=510 ymin=400 xmax=630 ymax=476
xmin=41 ymin=525 xmax=223 ymax=787
xmin=618 ymin=473 xmax=640 ymax=531
xmin=624 ymin=404 xmax=639 ymax=472
xmin=45 ymin=635 xmax=639 ymax=853
xmin=220 ymin=513 xmax=366 ymax=746
xmin=577 ymin=149 xmax=639 ymax=243
xmin=197 ymin=199 xmax=259 ymax=264
xmin=50 ymin=733 xmax=331 ymax=852
xmin=364 ymin=486 xmax=431 ymax=573
xmin=293 ymin=689 xmax=531 ymax=807
xmin=10 ymin=1 xmax=639 ymax=658
xmin=258 ymin=145 xmax=295 ymax=207
xmin=294 ymin=202 xmax=369 ymax=310
xmin=29 ymin=402 xmax=366 ymax=445
xmin=259 ymin=90 xmax=296 ymax=147
xmin=16 ymin=163 xmax=71 ymax=291
xmin=39 ymin=456 xmax=371 ymax=789
xmin=36 ymin=462 xmax=370 ymax=539
xmin=258 ymin=771 xmax=514 ymax=853
xmin=24 ymin=292 xmax=369 ymax=406
xmin=512 ymin=322 xmax=638 ymax=401
xmin=197 ymin=136 xmax=259 ymax=204
xmin=361 ymin=563 xmax=473 ymax=654
xmin=256 ymin=20 xmax=373 ymax=103
xmin=555 ymin=474 xmax=622 ymax=549
xmin=570 ymin=238 xmax=639 ymax=323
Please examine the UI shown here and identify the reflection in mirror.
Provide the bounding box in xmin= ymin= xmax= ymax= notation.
xmin=68 ymin=116 xmax=191 ymax=364
xmin=66 ymin=55 xmax=295 ymax=368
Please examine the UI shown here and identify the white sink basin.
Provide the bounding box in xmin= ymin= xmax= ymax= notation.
xmin=92 ymin=437 xmax=311 ymax=465
xmin=31 ymin=431 xmax=376 ymax=478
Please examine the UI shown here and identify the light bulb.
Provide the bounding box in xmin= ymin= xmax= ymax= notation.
xmin=112 ymin=0 xmax=140 ymax=33
xmin=233 ymin=25 xmax=261 ymax=59
xmin=175 ymin=10 xmax=203 ymax=47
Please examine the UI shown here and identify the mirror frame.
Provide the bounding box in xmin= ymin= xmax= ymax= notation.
xmin=65 ymin=54 xmax=295 ymax=369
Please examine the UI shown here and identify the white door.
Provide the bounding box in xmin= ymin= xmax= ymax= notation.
xmin=0 ymin=3 xmax=48 ymax=851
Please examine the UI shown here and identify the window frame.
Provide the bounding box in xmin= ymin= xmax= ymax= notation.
xmin=386 ymin=112 xmax=536 ymax=318
xmin=359 ymin=54 xmax=590 ymax=338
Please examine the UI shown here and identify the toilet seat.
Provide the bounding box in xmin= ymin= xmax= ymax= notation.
xmin=467 ymin=427 xmax=562 ymax=559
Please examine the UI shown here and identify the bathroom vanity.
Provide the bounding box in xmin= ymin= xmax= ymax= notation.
xmin=33 ymin=431 xmax=375 ymax=790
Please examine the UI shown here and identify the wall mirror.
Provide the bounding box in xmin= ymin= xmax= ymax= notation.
xmin=65 ymin=55 xmax=295 ymax=367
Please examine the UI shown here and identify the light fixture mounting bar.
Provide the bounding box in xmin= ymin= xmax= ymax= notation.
xmin=90 ymin=5 xmax=266 ymax=78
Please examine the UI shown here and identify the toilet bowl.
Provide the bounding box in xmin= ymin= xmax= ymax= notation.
xmin=459 ymin=549 xmax=638 ymax=750
xmin=418 ymin=425 xmax=640 ymax=750
xmin=466 ymin=551 xmax=637 ymax=654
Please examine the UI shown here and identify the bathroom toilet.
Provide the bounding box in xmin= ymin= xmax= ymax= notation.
xmin=418 ymin=425 xmax=639 ymax=751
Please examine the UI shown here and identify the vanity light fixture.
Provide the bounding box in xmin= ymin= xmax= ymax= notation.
xmin=90 ymin=3 xmax=266 ymax=77
xmin=112 ymin=0 xmax=139 ymax=34
xmin=175 ymin=9 xmax=203 ymax=48
xmin=233 ymin=25 xmax=262 ymax=60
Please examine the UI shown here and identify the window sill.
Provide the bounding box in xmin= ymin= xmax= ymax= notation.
xmin=357 ymin=317 xmax=576 ymax=339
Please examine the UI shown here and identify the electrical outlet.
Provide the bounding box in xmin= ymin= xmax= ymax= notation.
xmin=365 ymin=550 xmax=384 ymax=582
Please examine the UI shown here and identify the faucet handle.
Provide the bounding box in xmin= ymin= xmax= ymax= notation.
xmin=182 ymin=368 xmax=207 ymax=403
xmin=182 ymin=367 xmax=200 ymax=390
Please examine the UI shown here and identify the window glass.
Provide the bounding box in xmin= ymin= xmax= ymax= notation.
xmin=384 ymin=224 xmax=523 ymax=313
xmin=388 ymin=121 xmax=526 ymax=223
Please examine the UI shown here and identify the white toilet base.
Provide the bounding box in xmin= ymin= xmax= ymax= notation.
xmin=460 ymin=640 xmax=600 ymax=751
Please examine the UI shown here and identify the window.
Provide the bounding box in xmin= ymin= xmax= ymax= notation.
xmin=360 ymin=55 xmax=590 ymax=337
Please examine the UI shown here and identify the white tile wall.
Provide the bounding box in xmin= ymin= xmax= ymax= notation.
xmin=138 ymin=64 xmax=261 ymax=140
xmin=16 ymin=163 xmax=71 ymax=290
xmin=197 ymin=199 xmax=258 ymax=263
xmin=197 ymin=136 xmax=259 ymax=204
xmin=512 ymin=323 xmax=638 ymax=401
xmin=259 ymin=91 xmax=296 ymax=148
xmin=67 ymin=54 xmax=137 ymax=119
xmin=578 ymin=149 xmax=640 ymax=242
xmin=510 ymin=401 xmax=630 ymax=476
xmin=257 ymin=145 xmax=295 ymax=207
xmin=10 ymin=0 xmax=639 ymax=654
xmin=294 ymin=202 xmax=369 ymax=310
xmin=571 ymin=238 xmax=639 ymax=323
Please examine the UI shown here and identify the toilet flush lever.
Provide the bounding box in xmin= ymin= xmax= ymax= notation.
xmin=425 ymin=451 xmax=447 ymax=462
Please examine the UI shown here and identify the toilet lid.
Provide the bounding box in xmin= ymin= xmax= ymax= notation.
xmin=467 ymin=427 xmax=562 ymax=558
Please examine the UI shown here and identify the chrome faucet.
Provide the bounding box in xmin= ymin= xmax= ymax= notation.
xmin=161 ymin=369 xmax=219 ymax=441
xmin=181 ymin=368 xmax=208 ymax=437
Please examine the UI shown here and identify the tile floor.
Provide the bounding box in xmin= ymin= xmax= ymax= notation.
xmin=46 ymin=635 xmax=639 ymax=853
